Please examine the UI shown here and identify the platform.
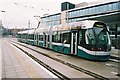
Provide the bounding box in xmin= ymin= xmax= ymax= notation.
xmin=2 ymin=38 xmax=96 ymax=79
xmin=2 ymin=38 xmax=57 ymax=79
xmin=9 ymin=38 xmax=119 ymax=79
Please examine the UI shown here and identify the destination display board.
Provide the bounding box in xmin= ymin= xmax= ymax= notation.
xmin=94 ymin=22 xmax=106 ymax=28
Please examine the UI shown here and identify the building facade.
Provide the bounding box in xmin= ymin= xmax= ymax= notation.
xmin=41 ymin=0 xmax=120 ymax=36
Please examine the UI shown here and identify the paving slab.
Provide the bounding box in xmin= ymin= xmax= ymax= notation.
xmin=2 ymin=39 xmax=54 ymax=79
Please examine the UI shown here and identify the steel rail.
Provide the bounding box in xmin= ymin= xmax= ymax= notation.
xmin=11 ymin=41 xmax=109 ymax=80
xmin=11 ymin=43 xmax=70 ymax=80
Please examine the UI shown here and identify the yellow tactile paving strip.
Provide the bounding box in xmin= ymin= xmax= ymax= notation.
xmin=5 ymin=40 xmax=43 ymax=79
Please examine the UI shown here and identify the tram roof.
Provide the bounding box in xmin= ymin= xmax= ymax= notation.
xmin=51 ymin=20 xmax=100 ymax=31
xmin=35 ymin=26 xmax=51 ymax=33
xmin=18 ymin=29 xmax=35 ymax=34
xmin=18 ymin=30 xmax=28 ymax=34
xmin=18 ymin=20 xmax=105 ymax=34
xmin=28 ymin=29 xmax=35 ymax=34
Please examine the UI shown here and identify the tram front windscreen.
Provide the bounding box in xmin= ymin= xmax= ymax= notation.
xmin=85 ymin=22 xmax=111 ymax=51
xmin=93 ymin=27 xmax=111 ymax=51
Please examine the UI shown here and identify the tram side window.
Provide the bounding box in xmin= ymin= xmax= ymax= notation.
xmin=19 ymin=34 xmax=21 ymax=38
xmin=22 ymin=34 xmax=24 ymax=39
xmin=23 ymin=34 xmax=25 ymax=39
xmin=29 ymin=34 xmax=32 ymax=39
xmin=28 ymin=34 xmax=30 ymax=39
xmin=30 ymin=34 xmax=34 ymax=40
xmin=23 ymin=34 xmax=26 ymax=39
xmin=52 ymin=31 xmax=61 ymax=43
xmin=39 ymin=35 xmax=43 ymax=41
xmin=61 ymin=32 xmax=70 ymax=44
xmin=21 ymin=34 xmax=23 ymax=39
xmin=17 ymin=34 xmax=21 ymax=38
xmin=31 ymin=34 xmax=34 ymax=40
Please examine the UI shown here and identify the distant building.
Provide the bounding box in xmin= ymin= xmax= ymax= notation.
xmin=0 ymin=20 xmax=4 ymax=36
xmin=0 ymin=20 xmax=2 ymax=27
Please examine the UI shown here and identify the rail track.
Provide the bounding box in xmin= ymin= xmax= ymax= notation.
xmin=109 ymin=56 xmax=120 ymax=63
xmin=11 ymin=43 xmax=70 ymax=80
xmin=11 ymin=41 xmax=111 ymax=80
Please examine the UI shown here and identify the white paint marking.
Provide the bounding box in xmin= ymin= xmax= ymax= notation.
xmin=111 ymin=72 xmax=118 ymax=75
xmin=109 ymin=59 xmax=119 ymax=63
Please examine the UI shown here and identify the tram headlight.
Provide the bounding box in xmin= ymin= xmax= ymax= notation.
xmin=91 ymin=47 xmax=102 ymax=51
xmin=91 ymin=48 xmax=95 ymax=51
xmin=98 ymin=48 xmax=102 ymax=50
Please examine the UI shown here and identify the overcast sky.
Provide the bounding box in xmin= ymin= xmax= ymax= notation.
xmin=0 ymin=0 xmax=97 ymax=29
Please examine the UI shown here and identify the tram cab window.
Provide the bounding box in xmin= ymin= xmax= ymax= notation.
xmin=85 ymin=29 xmax=95 ymax=45
xmin=94 ymin=28 xmax=111 ymax=51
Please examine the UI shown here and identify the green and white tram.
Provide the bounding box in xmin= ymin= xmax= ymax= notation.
xmin=17 ymin=20 xmax=111 ymax=61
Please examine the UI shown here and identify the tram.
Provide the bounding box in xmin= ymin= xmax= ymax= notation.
xmin=17 ymin=20 xmax=111 ymax=61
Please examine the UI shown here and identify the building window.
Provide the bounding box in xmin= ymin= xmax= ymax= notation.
xmin=88 ymin=8 xmax=92 ymax=14
xmin=73 ymin=11 xmax=76 ymax=17
xmin=71 ymin=12 xmax=74 ymax=17
xmin=118 ymin=2 xmax=120 ymax=10
xmin=79 ymin=10 xmax=83 ymax=16
xmin=99 ymin=6 xmax=103 ymax=12
xmin=76 ymin=10 xmax=79 ymax=16
xmin=85 ymin=9 xmax=89 ymax=15
xmin=68 ymin=12 xmax=71 ymax=18
xmin=83 ymin=9 xmax=85 ymax=15
xmin=93 ymin=7 xmax=96 ymax=13
xmin=108 ymin=4 xmax=112 ymax=11
xmin=103 ymin=5 xmax=108 ymax=12
xmin=95 ymin=6 xmax=100 ymax=13
xmin=112 ymin=3 xmax=117 ymax=10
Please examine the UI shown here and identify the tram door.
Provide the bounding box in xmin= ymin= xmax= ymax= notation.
xmin=37 ymin=34 xmax=39 ymax=45
xmin=71 ymin=31 xmax=78 ymax=55
xmin=45 ymin=34 xmax=49 ymax=48
xmin=34 ymin=33 xmax=37 ymax=45
xmin=43 ymin=34 xmax=46 ymax=47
